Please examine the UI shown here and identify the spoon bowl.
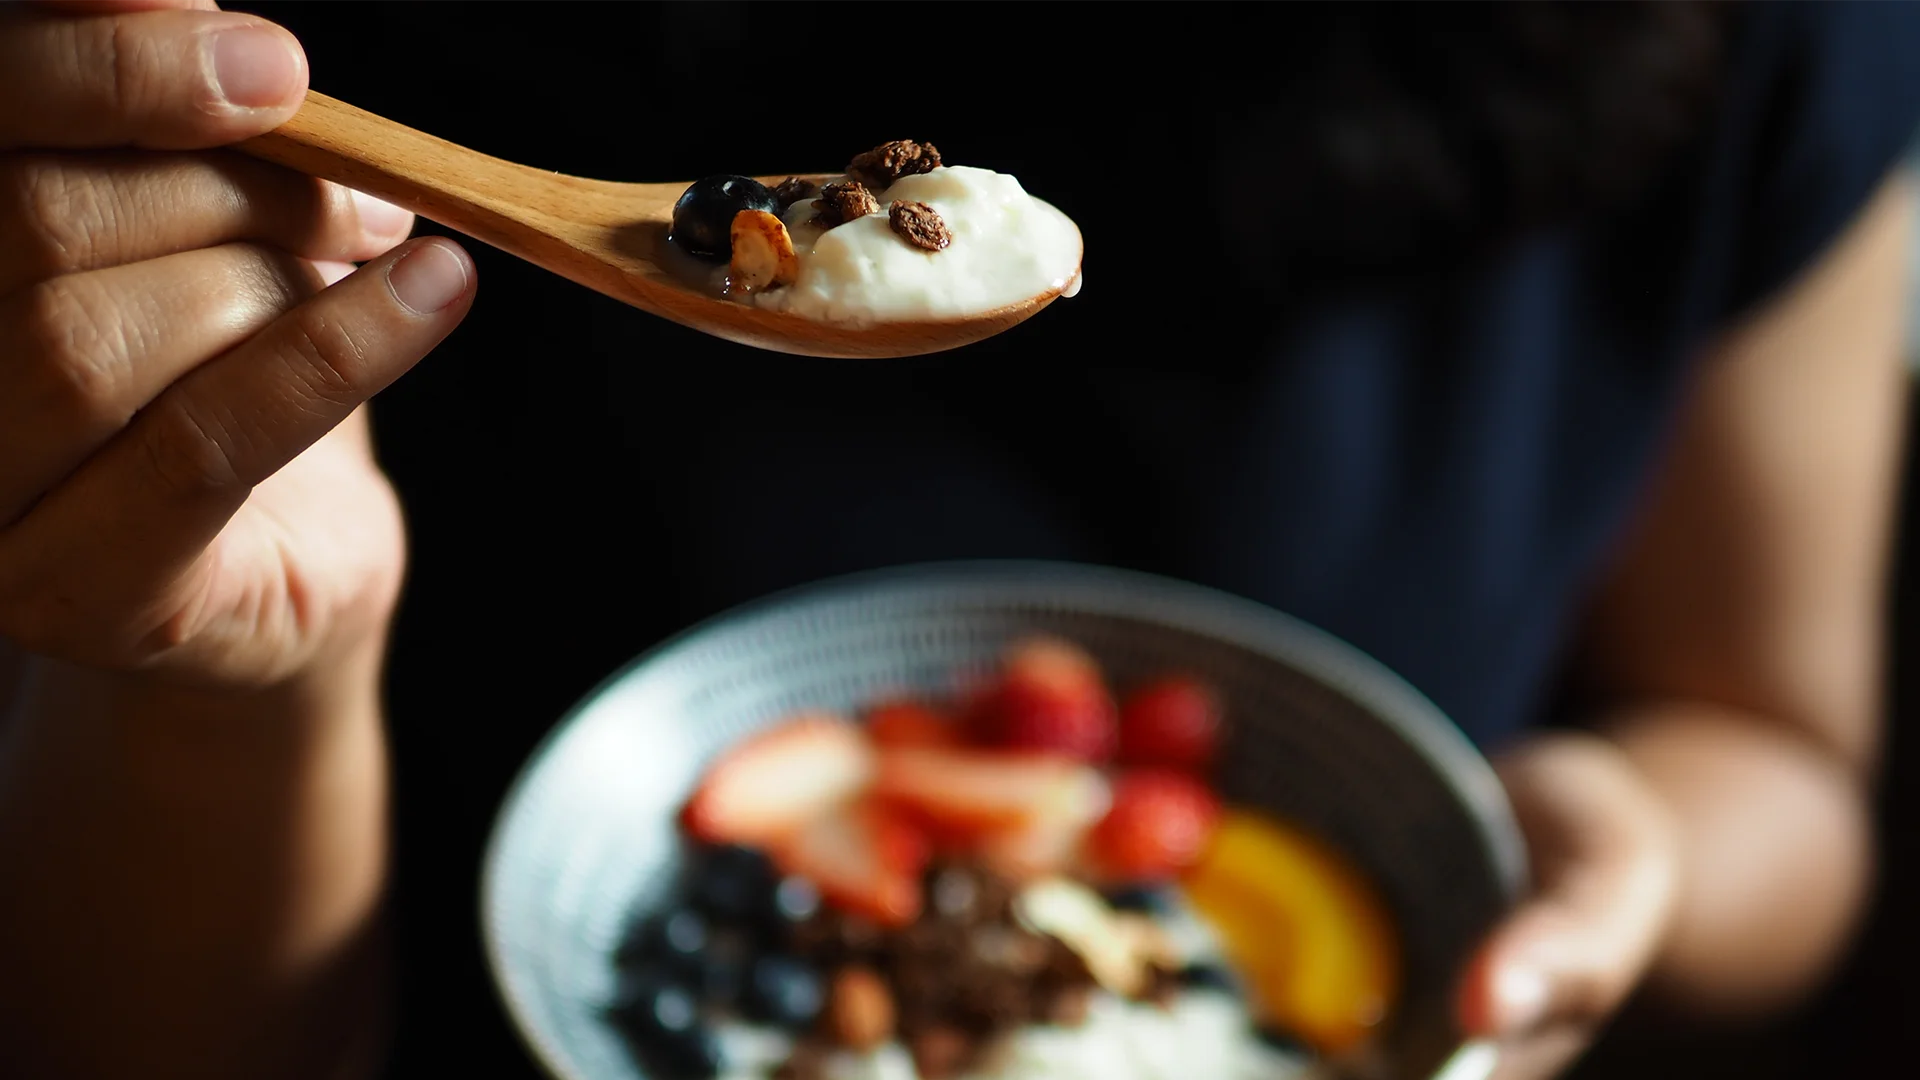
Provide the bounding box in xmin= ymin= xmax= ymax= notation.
xmin=238 ymin=92 xmax=1081 ymax=359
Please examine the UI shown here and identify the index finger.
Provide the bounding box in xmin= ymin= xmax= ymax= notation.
xmin=0 ymin=5 xmax=306 ymax=151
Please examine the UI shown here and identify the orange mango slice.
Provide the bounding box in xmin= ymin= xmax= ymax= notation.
xmin=1179 ymin=809 xmax=1400 ymax=1054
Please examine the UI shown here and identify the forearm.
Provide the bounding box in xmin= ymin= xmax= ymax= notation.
xmin=0 ymin=643 xmax=392 ymax=1080
xmin=1600 ymin=702 xmax=1874 ymax=1018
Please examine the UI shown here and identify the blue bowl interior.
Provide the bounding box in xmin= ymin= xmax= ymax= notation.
xmin=482 ymin=561 xmax=1527 ymax=1080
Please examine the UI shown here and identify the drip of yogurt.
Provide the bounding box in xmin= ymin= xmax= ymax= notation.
xmin=737 ymin=166 xmax=1081 ymax=326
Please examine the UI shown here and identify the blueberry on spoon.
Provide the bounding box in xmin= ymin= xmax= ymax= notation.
xmin=671 ymin=175 xmax=779 ymax=261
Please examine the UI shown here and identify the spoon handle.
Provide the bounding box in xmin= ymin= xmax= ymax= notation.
xmin=236 ymin=91 xmax=569 ymax=259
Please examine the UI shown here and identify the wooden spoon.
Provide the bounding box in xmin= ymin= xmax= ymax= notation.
xmin=236 ymin=92 xmax=1080 ymax=359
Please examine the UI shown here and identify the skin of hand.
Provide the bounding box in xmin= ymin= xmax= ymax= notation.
xmin=0 ymin=0 xmax=473 ymax=683
xmin=1454 ymin=174 xmax=1914 ymax=1078
xmin=0 ymin=1 xmax=474 ymax=1077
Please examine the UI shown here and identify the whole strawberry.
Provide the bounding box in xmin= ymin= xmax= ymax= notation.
xmin=1083 ymin=769 xmax=1223 ymax=884
xmin=970 ymin=636 xmax=1117 ymax=762
xmin=1118 ymin=675 xmax=1224 ymax=772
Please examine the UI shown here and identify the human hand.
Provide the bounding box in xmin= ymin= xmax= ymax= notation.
xmin=0 ymin=0 xmax=474 ymax=688
xmin=1455 ymin=732 xmax=1682 ymax=1079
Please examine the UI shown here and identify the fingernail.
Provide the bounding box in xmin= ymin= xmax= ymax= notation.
xmin=1493 ymin=964 xmax=1551 ymax=1034
xmin=350 ymin=190 xmax=414 ymax=240
xmin=212 ymin=27 xmax=305 ymax=109
xmin=387 ymin=241 xmax=469 ymax=314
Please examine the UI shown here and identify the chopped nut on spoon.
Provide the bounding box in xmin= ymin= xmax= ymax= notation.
xmin=772 ymin=176 xmax=820 ymax=210
xmin=810 ymin=182 xmax=879 ymax=229
xmin=846 ymin=139 xmax=942 ymax=190
xmin=727 ymin=210 xmax=798 ymax=295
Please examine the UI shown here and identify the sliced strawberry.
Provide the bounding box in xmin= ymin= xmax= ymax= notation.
xmin=970 ymin=637 xmax=1117 ymax=762
xmin=866 ymin=699 xmax=960 ymax=750
xmin=975 ymin=789 xmax=1108 ymax=882
xmin=1118 ymin=675 xmax=1225 ymax=772
xmin=887 ymin=801 xmax=995 ymax=859
xmin=679 ymin=712 xmax=874 ymax=847
xmin=769 ymin=798 xmax=927 ymax=927
xmin=1083 ymin=769 xmax=1222 ymax=884
xmin=875 ymin=746 xmax=1111 ymax=839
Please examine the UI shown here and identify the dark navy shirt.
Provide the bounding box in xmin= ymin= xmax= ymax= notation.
xmin=248 ymin=3 xmax=1920 ymax=1075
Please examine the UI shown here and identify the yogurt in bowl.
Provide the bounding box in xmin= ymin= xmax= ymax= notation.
xmin=666 ymin=142 xmax=1082 ymax=328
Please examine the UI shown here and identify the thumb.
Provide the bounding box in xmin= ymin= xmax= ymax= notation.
xmin=1457 ymin=733 xmax=1680 ymax=1040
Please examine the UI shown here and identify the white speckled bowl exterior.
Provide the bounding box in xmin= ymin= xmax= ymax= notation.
xmin=482 ymin=561 xmax=1527 ymax=1080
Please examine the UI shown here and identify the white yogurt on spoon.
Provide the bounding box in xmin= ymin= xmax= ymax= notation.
xmin=733 ymin=165 xmax=1081 ymax=327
